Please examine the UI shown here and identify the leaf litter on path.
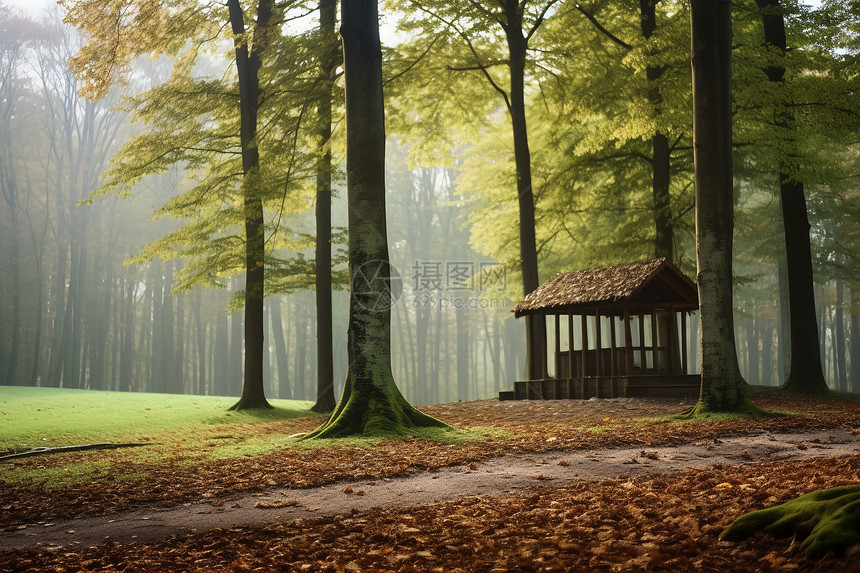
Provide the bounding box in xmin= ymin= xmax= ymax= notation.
xmin=2 ymin=391 xmax=860 ymax=571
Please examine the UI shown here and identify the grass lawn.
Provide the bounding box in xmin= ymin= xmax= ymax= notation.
xmin=0 ymin=386 xmax=317 ymax=454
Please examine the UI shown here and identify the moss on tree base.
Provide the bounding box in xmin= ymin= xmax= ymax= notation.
xmin=680 ymin=398 xmax=772 ymax=419
xmin=302 ymin=370 xmax=448 ymax=440
xmin=721 ymin=485 xmax=860 ymax=558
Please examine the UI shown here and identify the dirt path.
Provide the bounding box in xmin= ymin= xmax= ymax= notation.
xmin=2 ymin=428 xmax=857 ymax=550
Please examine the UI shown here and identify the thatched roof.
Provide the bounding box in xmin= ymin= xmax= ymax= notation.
xmin=513 ymin=258 xmax=698 ymax=317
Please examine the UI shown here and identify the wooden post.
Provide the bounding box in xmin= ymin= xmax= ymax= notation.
xmin=651 ymin=310 xmax=659 ymax=372
xmin=568 ymin=313 xmax=574 ymax=382
xmin=610 ymin=312 xmax=617 ymax=377
xmin=668 ymin=306 xmax=678 ymax=374
xmin=638 ymin=312 xmax=647 ymax=370
xmin=555 ymin=314 xmax=561 ymax=379
xmin=580 ymin=313 xmax=587 ymax=377
xmin=681 ymin=310 xmax=688 ymax=374
xmin=595 ymin=308 xmax=602 ymax=377
xmin=624 ymin=306 xmax=633 ymax=374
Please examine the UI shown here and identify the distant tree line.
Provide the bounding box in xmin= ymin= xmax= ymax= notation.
xmin=1 ymin=0 xmax=859 ymax=403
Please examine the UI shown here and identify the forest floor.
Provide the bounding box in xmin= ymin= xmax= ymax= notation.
xmin=1 ymin=390 xmax=860 ymax=572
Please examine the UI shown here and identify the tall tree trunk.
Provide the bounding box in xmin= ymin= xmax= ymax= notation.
xmin=502 ymin=0 xmax=546 ymax=381
xmin=836 ymin=280 xmax=847 ymax=391
xmin=294 ymin=301 xmax=308 ymax=398
xmin=46 ymin=241 xmax=68 ymax=387
xmin=762 ymin=319 xmax=774 ymax=385
xmin=311 ymin=0 xmax=338 ymax=413
xmin=748 ymin=316 xmax=760 ymax=385
xmin=26 ymin=201 xmax=49 ymax=387
xmin=851 ymin=286 xmax=860 ymax=392
xmin=689 ymin=0 xmax=756 ymax=414
xmin=755 ymin=0 xmax=828 ymax=395
xmin=640 ymin=0 xmax=674 ymax=260
xmin=491 ymin=315 xmax=502 ymax=392
xmin=150 ymin=259 xmax=164 ymax=392
xmin=305 ymin=0 xmax=445 ymax=438
xmin=176 ymin=291 xmax=186 ymax=392
xmin=3 ymin=199 xmax=21 ymax=385
xmin=228 ymin=0 xmax=274 ymax=410
xmin=214 ymin=308 xmax=229 ymax=396
xmin=160 ymin=260 xmax=175 ymax=393
xmin=270 ymin=297 xmax=291 ymax=399
xmin=228 ymin=300 xmax=243 ymax=396
xmin=193 ymin=289 xmax=206 ymax=395
xmin=120 ymin=276 xmax=136 ymax=392
xmin=456 ymin=308 xmax=469 ymax=401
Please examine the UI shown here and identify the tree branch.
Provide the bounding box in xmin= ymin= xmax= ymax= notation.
xmin=384 ymin=36 xmax=440 ymax=86
xmin=411 ymin=2 xmax=512 ymax=111
xmin=574 ymin=4 xmax=632 ymax=51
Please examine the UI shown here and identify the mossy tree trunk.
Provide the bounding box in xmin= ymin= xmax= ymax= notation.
xmin=689 ymin=0 xmax=757 ymax=415
xmin=304 ymin=0 xmax=446 ymax=438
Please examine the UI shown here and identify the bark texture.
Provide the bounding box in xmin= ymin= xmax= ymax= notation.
xmin=689 ymin=0 xmax=756 ymax=414
xmin=229 ymin=0 xmax=274 ymax=410
xmin=311 ymin=0 xmax=338 ymax=414
xmin=755 ymin=0 xmax=829 ymax=396
xmin=501 ymin=0 xmax=546 ymax=381
xmin=305 ymin=0 xmax=446 ymax=438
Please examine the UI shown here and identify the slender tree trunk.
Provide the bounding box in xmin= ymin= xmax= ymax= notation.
xmin=777 ymin=253 xmax=789 ymax=383
xmin=4 ymin=201 xmax=21 ymax=385
xmin=836 ymin=280 xmax=847 ymax=391
xmin=755 ymin=0 xmax=829 ymax=395
xmin=305 ymin=0 xmax=445 ymax=438
xmin=228 ymin=303 xmax=243 ymax=396
xmin=46 ymin=241 xmax=68 ymax=387
xmin=748 ymin=316 xmax=760 ymax=385
xmin=228 ymin=0 xmax=274 ymax=409
xmin=762 ymin=319 xmax=774 ymax=385
xmin=295 ymin=302 xmax=308 ymax=398
xmin=491 ymin=316 xmax=502 ymax=392
xmin=640 ymin=0 xmax=674 ymax=260
xmin=215 ymin=308 xmax=229 ymax=396
xmin=270 ymin=297 xmax=291 ymax=399
xmin=193 ymin=289 xmax=206 ymax=395
xmin=456 ymin=308 xmax=468 ymax=401
xmin=159 ymin=261 xmax=175 ymax=392
xmin=120 ymin=277 xmax=135 ymax=392
xmin=150 ymin=259 xmax=165 ymax=392
xmin=689 ymin=0 xmax=755 ymax=414
xmin=26 ymin=203 xmax=49 ymax=387
xmin=851 ymin=286 xmax=860 ymax=392
xmin=501 ymin=0 xmax=546 ymax=381
xmin=311 ymin=0 xmax=339 ymax=413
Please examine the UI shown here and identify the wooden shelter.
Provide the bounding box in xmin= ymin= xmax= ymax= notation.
xmin=500 ymin=258 xmax=701 ymax=400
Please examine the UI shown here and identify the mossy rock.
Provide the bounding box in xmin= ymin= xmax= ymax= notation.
xmin=720 ymin=485 xmax=860 ymax=558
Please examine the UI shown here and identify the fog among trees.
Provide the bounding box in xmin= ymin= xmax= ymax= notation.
xmin=1 ymin=0 xmax=859 ymax=404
